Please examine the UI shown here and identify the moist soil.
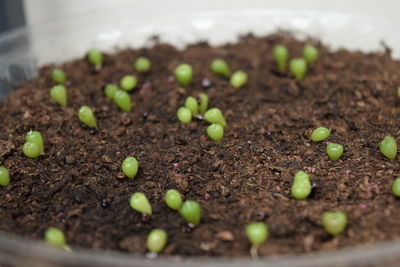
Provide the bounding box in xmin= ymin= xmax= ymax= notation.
xmin=1 ymin=34 xmax=400 ymax=257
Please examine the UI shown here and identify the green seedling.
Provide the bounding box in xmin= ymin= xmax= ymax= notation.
xmin=120 ymin=75 xmax=137 ymax=91
xmin=303 ymin=44 xmax=319 ymax=64
xmin=0 ymin=166 xmax=10 ymax=186
xmin=211 ymin=59 xmax=230 ymax=77
xmin=273 ymin=45 xmax=289 ymax=72
xmin=104 ymin=84 xmax=119 ymax=100
xmin=198 ymin=93 xmax=209 ymax=114
xmin=326 ymin=143 xmax=344 ymax=161
xmin=122 ymin=157 xmax=139 ymax=179
xmin=23 ymin=141 xmax=41 ymax=159
xmin=207 ymin=123 xmax=224 ymax=141
xmin=113 ymin=90 xmax=132 ymax=112
xmin=25 ymin=131 xmax=44 ymax=154
xmin=230 ymin=70 xmax=248 ymax=89
xmin=290 ymin=58 xmax=307 ymax=80
xmin=177 ymin=107 xmax=192 ymax=124
xmin=164 ymin=189 xmax=183 ymax=210
xmin=179 ymin=200 xmax=201 ymax=226
xmin=246 ymin=222 xmax=269 ymax=258
xmin=44 ymin=227 xmax=67 ymax=248
xmin=175 ymin=64 xmax=193 ymax=87
xmin=310 ymin=127 xmax=330 ymax=142
xmin=134 ymin=56 xmax=151 ymax=73
xmin=87 ymin=48 xmax=103 ymax=71
xmin=291 ymin=170 xmax=311 ymax=200
xmin=130 ymin=192 xmax=152 ymax=216
xmin=380 ymin=136 xmax=397 ymax=160
xmin=204 ymin=108 xmax=227 ymax=127
xmin=51 ymin=68 xmax=66 ymax=85
xmin=397 ymin=87 xmax=400 ymax=98
xmin=78 ymin=106 xmax=97 ymax=129
xmin=147 ymin=229 xmax=167 ymax=253
xmin=184 ymin=96 xmax=199 ymax=116
xmin=322 ymin=211 xmax=347 ymax=236
xmin=392 ymin=178 xmax=400 ymax=197
xmin=50 ymin=85 xmax=67 ymax=107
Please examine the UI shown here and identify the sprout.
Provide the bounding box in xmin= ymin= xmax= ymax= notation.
xmin=179 ymin=200 xmax=201 ymax=226
xmin=380 ymin=136 xmax=397 ymax=160
xmin=78 ymin=106 xmax=97 ymax=129
xmin=273 ymin=45 xmax=289 ymax=72
xmin=177 ymin=107 xmax=192 ymax=124
xmin=204 ymin=108 xmax=227 ymax=127
xmin=0 ymin=166 xmax=10 ymax=186
xmin=245 ymin=222 xmax=269 ymax=258
xmin=25 ymin=131 xmax=44 ymax=154
xmin=397 ymin=87 xmax=400 ymax=98
xmin=120 ymin=75 xmax=137 ymax=91
xmin=326 ymin=143 xmax=344 ymax=161
xmin=198 ymin=93 xmax=209 ymax=114
xmin=291 ymin=170 xmax=311 ymax=200
xmin=210 ymin=59 xmax=230 ymax=77
xmin=303 ymin=44 xmax=319 ymax=64
xmin=322 ymin=211 xmax=347 ymax=236
xmin=50 ymin=85 xmax=67 ymax=107
xmin=87 ymin=48 xmax=103 ymax=71
xmin=290 ymin=58 xmax=307 ymax=80
xmin=184 ymin=96 xmax=198 ymax=116
xmin=113 ymin=90 xmax=132 ymax=112
xmin=134 ymin=56 xmax=151 ymax=73
xmin=146 ymin=229 xmax=168 ymax=254
xmin=392 ymin=178 xmax=400 ymax=197
xmin=23 ymin=141 xmax=41 ymax=159
xmin=122 ymin=157 xmax=139 ymax=179
xmin=164 ymin=189 xmax=183 ymax=210
xmin=310 ymin=127 xmax=330 ymax=142
xmin=51 ymin=68 xmax=66 ymax=85
xmin=44 ymin=227 xmax=67 ymax=248
xmin=104 ymin=84 xmax=119 ymax=100
xmin=207 ymin=123 xmax=224 ymax=141
xmin=175 ymin=64 xmax=193 ymax=87
xmin=130 ymin=192 xmax=152 ymax=216
xmin=230 ymin=70 xmax=248 ymax=89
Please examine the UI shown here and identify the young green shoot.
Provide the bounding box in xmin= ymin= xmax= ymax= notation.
xmin=179 ymin=200 xmax=201 ymax=226
xmin=130 ymin=192 xmax=152 ymax=216
xmin=326 ymin=143 xmax=344 ymax=161
xmin=175 ymin=64 xmax=193 ymax=87
xmin=245 ymin=222 xmax=269 ymax=258
xmin=25 ymin=131 xmax=44 ymax=154
xmin=87 ymin=48 xmax=103 ymax=71
xmin=177 ymin=107 xmax=192 ymax=124
xmin=322 ymin=211 xmax=347 ymax=236
xmin=78 ymin=106 xmax=97 ymax=129
xmin=290 ymin=58 xmax=307 ymax=80
xmin=198 ymin=93 xmax=209 ymax=114
xmin=147 ymin=229 xmax=167 ymax=254
xmin=397 ymin=87 xmax=400 ymax=98
xmin=23 ymin=141 xmax=41 ymax=159
xmin=291 ymin=170 xmax=311 ymax=200
xmin=207 ymin=124 xmax=224 ymax=141
xmin=211 ymin=59 xmax=230 ymax=77
xmin=50 ymin=85 xmax=67 ymax=107
xmin=120 ymin=75 xmax=137 ymax=91
xmin=44 ymin=227 xmax=69 ymax=250
xmin=134 ymin=56 xmax=151 ymax=73
xmin=113 ymin=90 xmax=132 ymax=112
xmin=230 ymin=70 xmax=248 ymax=89
xmin=380 ymin=136 xmax=397 ymax=160
xmin=164 ymin=189 xmax=183 ymax=210
xmin=303 ymin=44 xmax=319 ymax=64
xmin=310 ymin=127 xmax=331 ymax=142
xmin=122 ymin=157 xmax=139 ymax=179
xmin=392 ymin=178 xmax=400 ymax=197
xmin=184 ymin=96 xmax=199 ymax=117
xmin=51 ymin=68 xmax=66 ymax=85
xmin=104 ymin=84 xmax=119 ymax=100
xmin=273 ymin=45 xmax=289 ymax=72
xmin=204 ymin=108 xmax=227 ymax=127
xmin=0 ymin=166 xmax=10 ymax=186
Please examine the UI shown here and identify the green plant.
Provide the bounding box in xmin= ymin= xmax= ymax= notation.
xmin=204 ymin=108 xmax=227 ymax=127
xmin=134 ymin=56 xmax=151 ymax=73
xmin=207 ymin=123 xmax=224 ymax=141
xmin=326 ymin=143 xmax=344 ymax=161
xmin=179 ymin=200 xmax=201 ymax=226
xmin=184 ymin=96 xmax=199 ymax=116
xmin=164 ymin=189 xmax=183 ymax=210
xmin=273 ymin=45 xmax=289 ymax=72
xmin=230 ymin=70 xmax=248 ymax=89
xmin=175 ymin=63 xmax=193 ymax=87
xmin=87 ymin=48 xmax=103 ymax=71
xmin=147 ymin=229 xmax=168 ymax=253
xmin=113 ymin=90 xmax=132 ymax=112
xmin=104 ymin=84 xmax=119 ymax=100
xmin=198 ymin=93 xmax=209 ymax=113
xmin=211 ymin=59 xmax=230 ymax=77
xmin=23 ymin=141 xmax=41 ymax=159
xmin=51 ymin=68 xmax=66 ymax=84
xmin=25 ymin=131 xmax=44 ymax=154
xmin=290 ymin=58 xmax=307 ymax=80
xmin=122 ymin=157 xmax=139 ymax=179
xmin=392 ymin=178 xmax=400 ymax=197
xmin=44 ymin=227 xmax=67 ymax=248
xmin=0 ymin=166 xmax=10 ymax=186
xmin=177 ymin=107 xmax=192 ymax=124
xmin=397 ymin=87 xmax=400 ymax=98
xmin=130 ymin=192 xmax=152 ymax=216
xmin=303 ymin=44 xmax=319 ymax=63
xmin=310 ymin=127 xmax=331 ymax=142
xmin=291 ymin=170 xmax=311 ymax=200
xmin=322 ymin=211 xmax=347 ymax=236
xmin=50 ymin=85 xmax=68 ymax=107
xmin=78 ymin=106 xmax=97 ymax=128
xmin=245 ymin=222 xmax=269 ymax=258
xmin=120 ymin=75 xmax=137 ymax=91
xmin=380 ymin=136 xmax=397 ymax=160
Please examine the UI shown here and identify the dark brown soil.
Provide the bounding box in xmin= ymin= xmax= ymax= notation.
xmin=1 ymin=34 xmax=400 ymax=257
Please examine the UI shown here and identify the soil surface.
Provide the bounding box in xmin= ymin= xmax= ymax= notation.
xmin=1 ymin=34 xmax=400 ymax=257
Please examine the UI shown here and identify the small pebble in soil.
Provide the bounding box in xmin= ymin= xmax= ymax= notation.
xmin=230 ymin=70 xmax=248 ymax=89
xmin=201 ymin=78 xmax=212 ymax=88
xmin=290 ymin=58 xmax=307 ymax=80
xmin=310 ymin=127 xmax=331 ymax=142
xmin=166 ymin=75 xmax=175 ymax=83
xmin=273 ymin=45 xmax=289 ymax=72
xmin=379 ymin=136 xmax=397 ymax=160
xmin=303 ymin=44 xmax=319 ymax=64
xmin=5 ymin=193 xmax=12 ymax=200
xmin=204 ymin=193 xmax=212 ymax=200
xmin=322 ymin=211 xmax=348 ymax=236
xmin=101 ymin=199 xmax=110 ymax=208
xmin=51 ymin=68 xmax=66 ymax=85
xmin=172 ymin=163 xmax=179 ymax=169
